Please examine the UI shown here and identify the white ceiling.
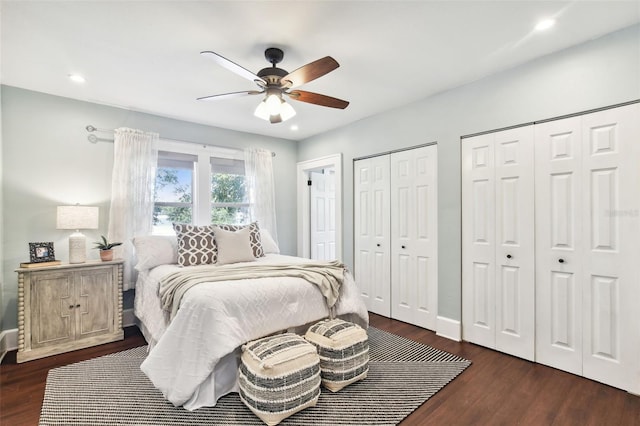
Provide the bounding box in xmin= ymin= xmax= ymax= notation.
xmin=2 ymin=1 xmax=639 ymax=141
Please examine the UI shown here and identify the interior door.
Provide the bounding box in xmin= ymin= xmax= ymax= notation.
xmin=580 ymin=104 xmax=640 ymax=391
xmin=462 ymin=127 xmax=534 ymax=360
xmin=354 ymin=155 xmax=391 ymax=316
xmin=462 ymin=133 xmax=497 ymax=349
xmin=535 ymin=116 xmax=584 ymax=374
xmin=390 ymin=145 xmax=438 ymax=330
xmin=310 ymin=170 xmax=336 ymax=261
xmin=493 ymin=126 xmax=535 ymax=361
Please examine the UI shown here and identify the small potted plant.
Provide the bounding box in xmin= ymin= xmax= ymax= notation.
xmin=93 ymin=236 xmax=122 ymax=261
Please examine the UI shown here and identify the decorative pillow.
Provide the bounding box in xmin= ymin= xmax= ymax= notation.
xmin=305 ymin=318 xmax=369 ymax=392
xmin=215 ymin=222 xmax=264 ymax=258
xmin=212 ymin=226 xmax=256 ymax=265
xmin=172 ymin=223 xmax=215 ymax=266
xmin=238 ymin=333 xmax=321 ymax=426
xmin=260 ymin=229 xmax=280 ymax=254
xmin=132 ymin=235 xmax=178 ymax=271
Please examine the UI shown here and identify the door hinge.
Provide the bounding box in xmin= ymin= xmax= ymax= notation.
xmin=307 ymin=179 xmax=312 ymax=186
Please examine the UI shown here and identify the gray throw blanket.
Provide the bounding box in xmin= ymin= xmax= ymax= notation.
xmin=159 ymin=260 xmax=346 ymax=321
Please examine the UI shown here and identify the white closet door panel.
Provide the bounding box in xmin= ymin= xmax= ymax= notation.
xmin=535 ymin=117 xmax=583 ymax=374
xmin=390 ymin=145 xmax=438 ymax=330
xmin=310 ymin=171 xmax=333 ymax=261
xmin=354 ymin=156 xmax=391 ymax=317
xmin=494 ymin=126 xmax=535 ymax=361
xmin=462 ymin=134 xmax=496 ymax=348
xmin=581 ymin=104 xmax=640 ymax=391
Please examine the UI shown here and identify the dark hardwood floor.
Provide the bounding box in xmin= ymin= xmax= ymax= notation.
xmin=2 ymin=314 xmax=639 ymax=425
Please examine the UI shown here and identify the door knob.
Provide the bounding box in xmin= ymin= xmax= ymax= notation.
xmin=376 ymin=243 xmax=381 ymax=247
xmin=506 ymin=254 xmax=512 ymax=259
xmin=558 ymin=258 xmax=565 ymax=264
xmin=401 ymin=245 xmax=406 ymax=249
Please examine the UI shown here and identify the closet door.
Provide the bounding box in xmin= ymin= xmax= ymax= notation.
xmin=462 ymin=133 xmax=496 ymax=349
xmin=580 ymin=104 xmax=640 ymax=391
xmin=536 ymin=103 xmax=640 ymax=391
xmin=535 ymin=117 xmax=583 ymax=375
xmin=493 ymin=127 xmax=535 ymax=360
xmin=354 ymin=155 xmax=391 ymax=316
xmin=390 ymin=145 xmax=438 ymax=330
xmin=462 ymin=126 xmax=534 ymax=360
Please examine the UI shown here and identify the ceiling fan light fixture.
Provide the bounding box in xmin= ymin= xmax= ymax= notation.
xmin=280 ymin=101 xmax=296 ymax=121
xmin=265 ymin=93 xmax=282 ymax=115
xmin=254 ymin=100 xmax=270 ymax=120
xmin=254 ymin=92 xmax=296 ymax=123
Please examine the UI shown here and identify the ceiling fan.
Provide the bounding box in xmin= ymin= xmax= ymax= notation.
xmin=197 ymin=47 xmax=349 ymax=124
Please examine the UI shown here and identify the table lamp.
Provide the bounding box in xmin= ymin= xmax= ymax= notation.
xmin=56 ymin=205 xmax=99 ymax=263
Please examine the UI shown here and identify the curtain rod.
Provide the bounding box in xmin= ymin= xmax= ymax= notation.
xmin=85 ymin=125 xmax=276 ymax=156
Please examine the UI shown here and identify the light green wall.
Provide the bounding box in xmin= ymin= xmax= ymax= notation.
xmin=298 ymin=24 xmax=640 ymax=322
xmin=0 ymin=86 xmax=298 ymax=331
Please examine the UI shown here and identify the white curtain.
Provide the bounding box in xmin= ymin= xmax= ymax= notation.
xmin=244 ymin=147 xmax=278 ymax=245
xmin=108 ymin=128 xmax=158 ymax=290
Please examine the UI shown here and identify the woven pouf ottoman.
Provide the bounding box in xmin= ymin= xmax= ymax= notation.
xmin=238 ymin=333 xmax=321 ymax=426
xmin=305 ymin=318 xmax=369 ymax=392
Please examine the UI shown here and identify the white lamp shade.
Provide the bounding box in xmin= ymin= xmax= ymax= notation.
xmin=56 ymin=206 xmax=99 ymax=230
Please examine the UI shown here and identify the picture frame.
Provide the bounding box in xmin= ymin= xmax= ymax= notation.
xmin=29 ymin=242 xmax=56 ymax=263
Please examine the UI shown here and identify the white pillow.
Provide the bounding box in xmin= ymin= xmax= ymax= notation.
xmin=213 ymin=226 xmax=256 ymax=265
xmin=132 ymin=235 xmax=178 ymax=271
xmin=260 ymin=229 xmax=280 ymax=254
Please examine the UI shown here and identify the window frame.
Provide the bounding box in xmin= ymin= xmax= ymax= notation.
xmin=154 ymin=139 xmax=246 ymax=230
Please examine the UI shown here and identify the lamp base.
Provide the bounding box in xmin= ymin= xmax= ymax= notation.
xmin=69 ymin=231 xmax=87 ymax=264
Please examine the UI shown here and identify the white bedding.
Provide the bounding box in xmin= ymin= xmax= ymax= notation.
xmin=134 ymin=254 xmax=369 ymax=410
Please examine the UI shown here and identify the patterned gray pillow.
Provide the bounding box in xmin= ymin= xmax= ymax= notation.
xmin=214 ymin=222 xmax=264 ymax=258
xmin=172 ymin=223 xmax=215 ymax=266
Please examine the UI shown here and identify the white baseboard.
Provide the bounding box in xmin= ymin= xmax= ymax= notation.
xmin=0 ymin=308 xmax=137 ymax=361
xmin=123 ymin=308 xmax=136 ymax=328
xmin=0 ymin=328 xmax=18 ymax=361
xmin=436 ymin=315 xmax=461 ymax=342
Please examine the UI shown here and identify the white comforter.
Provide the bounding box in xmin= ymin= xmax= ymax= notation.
xmin=137 ymin=254 xmax=368 ymax=410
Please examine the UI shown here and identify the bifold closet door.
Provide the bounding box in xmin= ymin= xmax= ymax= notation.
xmin=462 ymin=126 xmax=535 ymax=361
xmin=390 ymin=145 xmax=438 ymax=330
xmin=534 ymin=116 xmax=584 ymax=375
xmin=536 ymin=103 xmax=640 ymax=391
xmin=354 ymin=155 xmax=391 ymax=317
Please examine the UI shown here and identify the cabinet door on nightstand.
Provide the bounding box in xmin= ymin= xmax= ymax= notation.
xmin=75 ymin=267 xmax=115 ymax=338
xmin=31 ymin=273 xmax=75 ymax=349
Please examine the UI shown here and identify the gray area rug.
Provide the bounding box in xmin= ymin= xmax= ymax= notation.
xmin=40 ymin=327 xmax=470 ymax=425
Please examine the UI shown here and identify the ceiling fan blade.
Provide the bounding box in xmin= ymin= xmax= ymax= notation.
xmin=200 ymin=51 xmax=266 ymax=85
xmin=287 ymin=90 xmax=349 ymax=109
xmin=281 ymin=56 xmax=339 ymax=89
xmin=197 ymin=90 xmax=263 ymax=101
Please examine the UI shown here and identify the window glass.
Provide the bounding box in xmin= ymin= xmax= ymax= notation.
xmin=210 ymin=157 xmax=249 ymax=225
xmin=153 ymin=151 xmax=196 ymax=234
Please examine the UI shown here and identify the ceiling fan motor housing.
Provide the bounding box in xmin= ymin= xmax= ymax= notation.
xmin=264 ymin=47 xmax=284 ymax=65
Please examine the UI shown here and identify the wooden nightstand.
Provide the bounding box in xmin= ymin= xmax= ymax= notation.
xmin=16 ymin=260 xmax=124 ymax=363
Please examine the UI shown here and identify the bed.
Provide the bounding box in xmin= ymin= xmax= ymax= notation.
xmin=132 ymin=229 xmax=369 ymax=411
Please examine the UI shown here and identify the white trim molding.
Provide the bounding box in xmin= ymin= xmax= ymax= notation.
xmin=296 ymin=154 xmax=343 ymax=260
xmin=123 ymin=308 xmax=136 ymax=328
xmin=436 ymin=315 xmax=462 ymax=342
xmin=0 ymin=328 xmax=18 ymax=362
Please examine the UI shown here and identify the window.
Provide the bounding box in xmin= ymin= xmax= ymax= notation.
xmin=210 ymin=157 xmax=249 ymax=225
xmin=153 ymin=151 xmax=196 ymax=235
xmin=152 ymin=141 xmax=248 ymax=234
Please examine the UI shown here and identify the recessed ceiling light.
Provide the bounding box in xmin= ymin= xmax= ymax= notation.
xmin=290 ymin=124 xmax=299 ymax=131
xmin=535 ymin=19 xmax=555 ymax=32
xmin=68 ymin=74 xmax=86 ymax=83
